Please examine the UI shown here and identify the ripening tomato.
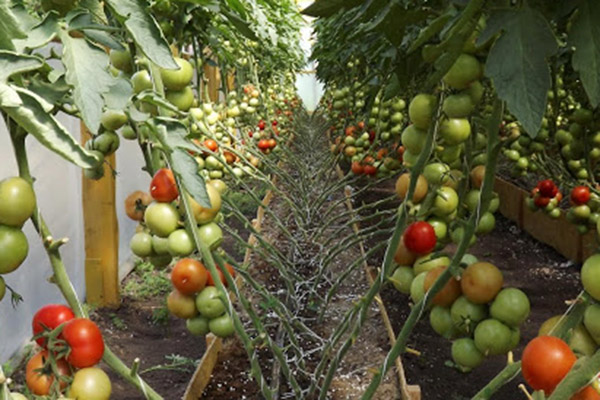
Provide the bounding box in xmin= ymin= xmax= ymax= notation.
xmin=521 ymin=336 xmax=576 ymax=395
xmin=206 ymin=263 xmax=236 ymax=287
xmin=150 ymin=169 xmax=178 ymax=202
xmin=32 ymin=304 xmax=75 ymax=347
xmin=68 ymin=367 xmax=112 ymax=400
xmin=351 ymin=161 xmax=364 ymax=175
xmin=423 ymin=266 xmax=461 ymax=307
xmin=364 ymin=165 xmax=377 ymax=176
xmin=62 ymin=319 xmax=105 ymax=368
xmin=403 ymin=221 xmax=436 ymax=255
xmin=124 ymin=191 xmax=152 ymax=221
xmin=171 ymin=258 xmax=208 ymax=295
xmin=26 ymin=351 xmax=71 ymax=395
xmin=571 ymin=386 xmax=600 ymax=400
xmin=571 ymin=186 xmax=591 ymax=205
xmin=204 ymin=139 xmax=218 ymax=153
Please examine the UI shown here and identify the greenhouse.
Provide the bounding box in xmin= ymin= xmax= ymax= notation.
xmin=1 ymin=0 xmax=600 ymax=399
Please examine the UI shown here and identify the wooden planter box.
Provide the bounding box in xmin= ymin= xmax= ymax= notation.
xmin=494 ymin=177 xmax=596 ymax=263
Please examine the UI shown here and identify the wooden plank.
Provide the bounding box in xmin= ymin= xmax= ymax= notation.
xmin=494 ymin=177 xmax=524 ymax=227
xmin=183 ymin=335 xmax=223 ymax=400
xmin=203 ymin=62 xmax=220 ymax=102
xmin=81 ymin=124 xmax=120 ymax=308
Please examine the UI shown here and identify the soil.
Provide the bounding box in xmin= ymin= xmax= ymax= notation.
xmin=356 ymin=179 xmax=582 ymax=400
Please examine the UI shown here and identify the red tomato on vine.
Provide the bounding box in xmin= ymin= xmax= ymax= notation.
xmin=571 ymin=186 xmax=591 ymax=205
xmin=62 ymin=319 xmax=105 ymax=368
xmin=403 ymin=221 xmax=436 ymax=255
xmin=521 ymin=336 xmax=576 ymax=395
xmin=32 ymin=304 xmax=75 ymax=347
xmin=150 ymin=169 xmax=178 ymax=202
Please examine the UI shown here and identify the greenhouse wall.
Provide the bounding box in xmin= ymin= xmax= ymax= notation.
xmin=0 ymin=116 xmax=149 ymax=363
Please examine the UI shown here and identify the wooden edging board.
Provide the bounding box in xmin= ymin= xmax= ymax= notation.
xmin=335 ymin=166 xmax=421 ymax=400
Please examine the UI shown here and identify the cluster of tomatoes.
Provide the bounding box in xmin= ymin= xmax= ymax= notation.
xmin=21 ymin=304 xmax=110 ymax=399
xmin=518 ymin=253 xmax=600 ymax=398
xmin=168 ymin=258 xmax=236 ymax=338
xmin=391 ymin=220 xmax=530 ymax=372
xmin=326 ymin=84 xmax=406 ymax=177
xmin=0 ymin=177 xmax=36 ymax=303
xmin=527 ymin=179 xmax=564 ymax=218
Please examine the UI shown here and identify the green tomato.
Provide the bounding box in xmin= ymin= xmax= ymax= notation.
xmin=440 ymin=119 xmax=471 ymax=145
xmin=450 ymin=296 xmax=488 ymax=335
xmin=442 ymin=93 xmax=475 ymax=118
xmin=144 ymin=202 xmax=179 ymax=237
xmin=439 ymin=144 xmax=463 ymax=163
xmin=433 ymin=186 xmax=459 ymax=216
xmin=443 ymin=54 xmax=482 ymax=89
xmin=450 ymin=226 xmax=476 ymax=247
xmin=569 ymin=324 xmax=598 ymax=356
xmin=151 ymin=235 xmax=170 ymax=255
xmin=197 ymin=222 xmax=223 ymax=250
xmin=161 ymin=57 xmax=194 ymax=91
xmin=186 ymin=315 xmax=210 ymax=336
xmin=401 ymin=125 xmax=427 ymax=154
xmin=430 ymin=305 xmax=457 ymax=339
xmin=408 ymin=94 xmax=437 ymax=130
xmin=475 ymin=212 xmax=496 ymax=235
xmin=121 ymin=125 xmax=137 ymax=140
xmin=166 ymin=86 xmax=194 ymax=111
xmin=414 ymin=254 xmax=450 ymax=276
xmin=403 ymin=149 xmax=420 ymax=167
xmin=489 ymin=288 xmax=530 ymax=327
xmin=466 ymin=80 xmax=484 ymax=104
xmin=92 ymin=131 xmax=120 ymax=156
xmin=131 ymin=70 xmax=153 ymax=94
xmin=0 ymin=177 xmax=36 ymax=227
xmin=168 ymin=229 xmax=194 ymax=257
xmin=101 ymin=109 xmax=128 ymax=131
xmin=196 ymin=286 xmax=226 ymax=318
xmin=410 ymin=272 xmax=427 ymax=303
xmin=584 ymin=304 xmax=600 ymax=344
xmin=427 ymin=217 xmax=448 ymax=240
xmin=390 ymin=266 xmax=414 ymax=294
xmin=581 ymin=254 xmax=600 ymax=300
xmin=452 ymin=338 xmax=484 ymax=371
xmin=0 ymin=225 xmax=28 ymax=274
xmin=209 ymin=313 xmax=235 ymax=338
xmin=129 ymin=232 xmax=153 ymax=257
xmin=423 ymin=163 xmax=450 ymax=185
xmin=68 ymin=368 xmax=111 ymax=400
xmin=473 ymin=319 xmax=512 ymax=356
xmin=109 ymin=49 xmax=132 ymax=73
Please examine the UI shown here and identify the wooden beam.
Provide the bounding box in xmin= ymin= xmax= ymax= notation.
xmin=203 ymin=62 xmax=221 ymax=102
xmin=80 ymin=123 xmax=120 ymax=308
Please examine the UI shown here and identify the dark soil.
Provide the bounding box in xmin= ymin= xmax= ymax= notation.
xmin=356 ymin=179 xmax=582 ymax=400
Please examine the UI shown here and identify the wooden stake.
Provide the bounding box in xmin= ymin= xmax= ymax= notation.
xmin=80 ymin=123 xmax=120 ymax=308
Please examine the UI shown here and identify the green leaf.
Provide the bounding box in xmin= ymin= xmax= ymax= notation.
xmin=106 ymin=0 xmax=178 ymax=70
xmin=28 ymin=77 xmax=70 ymax=105
xmin=171 ymin=148 xmax=211 ymax=208
xmin=483 ymin=6 xmax=558 ymax=136
xmin=226 ymin=0 xmax=247 ymax=19
xmin=155 ymin=117 xmax=199 ymax=153
xmin=569 ymin=0 xmax=600 ymax=107
xmin=0 ymin=51 xmax=44 ymax=83
xmin=302 ymin=0 xmax=364 ymax=18
xmin=68 ymin=13 xmax=124 ymax=50
xmin=13 ymin=13 xmax=59 ymax=52
xmin=0 ymin=0 xmax=27 ymax=50
xmin=2 ymin=85 xmax=101 ymax=168
xmin=103 ymin=78 xmax=133 ymax=110
xmin=59 ymin=31 xmax=114 ymax=133
xmin=222 ymin=10 xmax=258 ymax=41
xmin=408 ymin=12 xmax=453 ymax=54
xmin=79 ymin=0 xmax=108 ymax=24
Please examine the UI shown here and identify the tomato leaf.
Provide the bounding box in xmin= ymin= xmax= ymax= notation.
xmin=302 ymin=0 xmax=364 ymax=18
xmin=154 ymin=118 xmax=199 ymax=153
xmin=222 ymin=10 xmax=258 ymax=41
xmin=482 ymin=6 xmax=558 ymax=136
xmin=0 ymin=0 xmax=27 ymax=50
xmin=59 ymin=32 xmax=114 ymax=134
xmin=103 ymin=78 xmax=132 ymax=110
xmin=0 ymin=51 xmax=43 ymax=83
xmin=171 ymin=148 xmax=211 ymax=208
xmin=2 ymin=86 xmax=101 ymax=168
xmin=568 ymin=0 xmax=600 ymax=107
xmin=13 ymin=13 xmax=59 ymax=52
xmin=105 ymin=0 xmax=178 ymax=70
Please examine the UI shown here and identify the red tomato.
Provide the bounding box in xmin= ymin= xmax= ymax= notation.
xmin=368 ymin=130 xmax=376 ymax=142
xmin=150 ymin=169 xmax=178 ymax=202
xmin=171 ymin=258 xmax=208 ymax=295
xmin=534 ymin=195 xmax=550 ymax=208
xmin=571 ymin=386 xmax=600 ymax=400
xmin=522 ymin=336 xmax=576 ymax=395
xmin=403 ymin=221 xmax=437 ymax=255
xmin=204 ymin=139 xmax=218 ymax=152
xmin=258 ymin=139 xmax=270 ymax=151
xmin=207 ymin=263 xmax=236 ymax=287
xmin=357 ymin=121 xmax=365 ymax=130
xmin=272 ymin=120 xmax=278 ymax=127
xmin=248 ymin=130 xmax=253 ymax=138
xmin=26 ymin=350 xmax=71 ymax=395
xmin=364 ymin=165 xmax=377 ymax=176
xmin=267 ymin=139 xmax=277 ymax=149
xmin=32 ymin=304 xmax=75 ymax=347
xmin=351 ymin=161 xmax=364 ymax=175
xmin=62 ymin=319 xmax=105 ymax=368
xmin=571 ymin=186 xmax=591 ymax=205
xmin=258 ymin=120 xmax=266 ymax=130
xmin=538 ymin=179 xmax=556 ymax=198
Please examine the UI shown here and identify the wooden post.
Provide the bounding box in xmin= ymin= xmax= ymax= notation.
xmin=203 ymin=62 xmax=221 ymax=102
xmin=80 ymin=123 xmax=120 ymax=308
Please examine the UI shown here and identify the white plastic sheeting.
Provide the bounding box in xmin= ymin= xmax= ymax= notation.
xmin=0 ymin=115 xmax=149 ymax=362
xmin=295 ymin=3 xmax=324 ymax=111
